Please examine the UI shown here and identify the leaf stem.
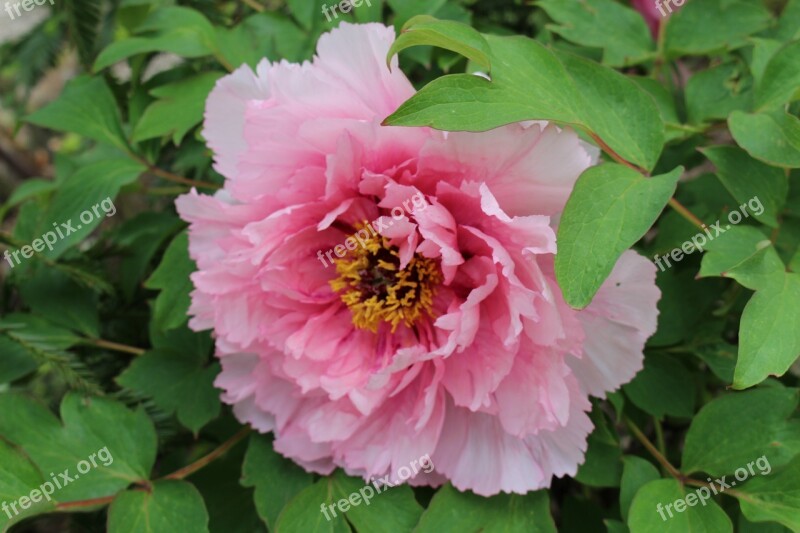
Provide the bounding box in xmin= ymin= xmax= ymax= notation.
xmin=128 ymin=153 xmax=219 ymax=190
xmin=667 ymin=198 xmax=706 ymax=231
xmin=625 ymin=417 xmax=682 ymax=479
xmin=586 ymin=132 xmax=707 ymax=232
xmin=241 ymin=0 xmax=265 ymax=12
xmin=145 ymin=164 xmax=220 ymax=190
xmin=55 ymin=495 xmax=116 ymax=511
xmin=84 ymin=338 xmax=145 ymax=356
xmin=587 ymin=132 xmax=647 ymax=174
xmin=161 ymin=427 xmax=252 ymax=480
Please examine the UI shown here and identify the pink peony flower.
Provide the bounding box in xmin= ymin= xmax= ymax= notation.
xmin=176 ymin=22 xmax=660 ymax=496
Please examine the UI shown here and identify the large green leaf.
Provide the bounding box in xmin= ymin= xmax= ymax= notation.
xmin=685 ymin=62 xmax=754 ymax=125
xmin=628 ymin=479 xmax=732 ymax=533
xmin=388 ymin=15 xmax=490 ymax=71
xmin=701 ymin=145 xmax=787 ymax=228
xmin=40 ymin=158 xmax=145 ymax=259
xmin=133 ymin=72 xmax=224 ymax=144
xmin=274 ymin=477 xmax=351 ymax=533
xmin=735 ymin=273 xmax=800 ymax=388
xmin=698 ymin=226 xmax=785 ymax=291
xmin=414 ymin=484 xmax=556 ymax=533
xmin=737 ymin=455 xmax=800 ymax=531
xmin=117 ymin=349 xmax=220 ymax=434
xmin=555 ymin=164 xmax=681 ymax=309
xmin=26 ymin=76 xmax=129 ymax=151
xmin=385 ymin=19 xmax=665 ymax=171
xmin=0 ymin=439 xmax=54 ymax=531
xmin=682 ymin=387 xmax=800 ymax=476
xmin=107 ymin=480 xmax=209 ymax=533
xmin=664 ymin=0 xmax=773 ymax=57
xmin=0 ymin=393 xmax=157 ymax=503
xmin=729 ymin=111 xmax=800 ymax=169
xmin=756 ymin=39 xmax=800 ymax=111
xmin=619 ymin=456 xmax=660 ymax=521
xmin=537 ymin=0 xmax=655 ymax=67
xmin=241 ymin=434 xmax=314 ymax=530
xmin=94 ymin=7 xmax=220 ymax=71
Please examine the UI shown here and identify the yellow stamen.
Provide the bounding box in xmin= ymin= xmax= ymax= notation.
xmin=330 ymin=224 xmax=442 ymax=333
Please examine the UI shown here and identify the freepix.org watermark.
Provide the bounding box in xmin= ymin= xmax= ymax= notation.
xmin=320 ymin=454 xmax=434 ymax=521
xmin=321 ymin=0 xmax=372 ymax=22
xmin=4 ymin=0 xmax=53 ymax=20
xmin=1 ymin=446 xmax=114 ymax=519
xmin=653 ymin=196 xmax=764 ymax=272
xmin=3 ymin=197 xmax=116 ymax=269
xmin=655 ymin=455 xmax=771 ymax=521
xmin=316 ymin=191 xmax=429 ymax=268
xmin=654 ymin=0 xmax=686 ymax=17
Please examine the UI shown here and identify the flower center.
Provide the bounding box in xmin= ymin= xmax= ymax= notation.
xmin=330 ymin=229 xmax=442 ymax=333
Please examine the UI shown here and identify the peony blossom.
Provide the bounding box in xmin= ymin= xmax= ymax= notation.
xmin=176 ymin=22 xmax=660 ymax=496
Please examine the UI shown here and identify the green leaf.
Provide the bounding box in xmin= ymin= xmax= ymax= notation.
xmin=326 ymin=470 xmax=424 ymax=533
xmin=0 ymin=335 xmax=38 ymax=384
xmin=274 ymin=477 xmax=351 ymax=533
xmin=628 ymin=479 xmax=733 ymax=533
xmin=18 ymin=267 xmax=101 ymax=337
xmin=756 ymin=40 xmax=800 ymax=111
xmin=729 ymin=111 xmax=800 ymax=169
xmin=737 ymin=455 xmax=800 ymax=531
xmin=698 ymin=226 xmax=785 ymax=291
xmin=111 ymin=212 xmax=184 ymax=301
xmin=0 ymin=439 xmax=54 ymax=531
xmin=0 ymin=315 xmax=96 ymax=389
xmin=241 ymin=434 xmax=314 ymax=531
xmin=682 ymin=387 xmax=800 ymax=476
xmin=385 ymin=20 xmax=665 ymax=171
xmin=0 ymin=393 xmax=157 ymax=503
xmin=576 ymin=407 xmax=623 ymax=488
xmin=108 ymin=480 xmax=209 ymax=533
xmin=133 ymin=72 xmax=224 ymax=144
xmin=215 ymin=12 xmax=308 ymax=67
xmin=414 ymin=484 xmax=556 ymax=533
xmin=623 ymin=353 xmax=696 ymax=418
xmin=537 ymin=0 xmax=655 ymax=67
xmin=701 ymin=145 xmax=787 ymax=228
xmin=39 ymin=158 xmax=145 ymax=259
xmin=664 ymin=0 xmax=773 ymax=57
xmin=776 ymin=0 xmax=800 ymax=41
xmin=94 ymin=7 xmax=220 ymax=71
xmin=620 ymin=456 xmax=660 ymax=521
xmin=555 ymin=164 xmax=681 ymax=309
xmin=145 ymin=231 xmax=195 ymax=331
xmin=387 ymin=0 xmax=448 ymax=28
xmin=694 ymin=343 xmax=738 ymax=383
xmin=388 ymin=15 xmax=491 ymax=71
xmin=685 ymin=62 xmax=754 ymax=125
xmin=749 ymin=38 xmax=784 ymax=86
xmin=117 ymin=349 xmax=220 ymax=434
xmin=64 ymin=0 xmax=100 ymax=68
xmin=735 ymin=273 xmax=800 ymax=388
xmin=26 ymin=76 xmax=129 ymax=151
xmin=189 ymin=440 xmax=261 ymax=533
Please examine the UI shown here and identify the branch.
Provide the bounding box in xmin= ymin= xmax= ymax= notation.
xmin=161 ymin=427 xmax=251 ymax=480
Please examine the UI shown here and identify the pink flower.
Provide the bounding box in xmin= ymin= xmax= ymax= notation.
xmin=177 ymin=23 xmax=660 ymax=496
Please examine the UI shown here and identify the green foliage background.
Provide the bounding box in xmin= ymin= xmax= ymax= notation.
xmin=0 ymin=0 xmax=799 ymax=531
